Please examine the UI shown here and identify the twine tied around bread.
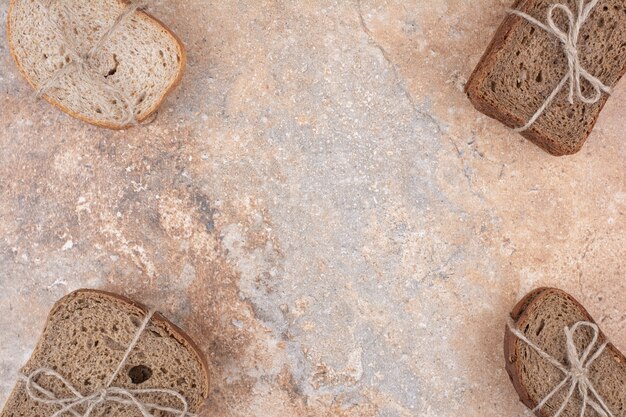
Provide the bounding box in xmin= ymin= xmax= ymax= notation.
xmin=508 ymin=0 xmax=612 ymax=132
xmin=34 ymin=0 xmax=151 ymax=126
xmin=507 ymin=318 xmax=615 ymax=417
xmin=20 ymin=309 xmax=197 ymax=417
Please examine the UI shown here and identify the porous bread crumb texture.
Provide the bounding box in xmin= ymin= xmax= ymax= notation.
xmin=510 ymin=290 xmax=626 ymax=417
xmin=0 ymin=290 xmax=207 ymax=417
xmin=7 ymin=0 xmax=184 ymax=128
xmin=466 ymin=0 xmax=626 ymax=155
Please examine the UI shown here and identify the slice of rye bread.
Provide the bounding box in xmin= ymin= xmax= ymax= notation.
xmin=7 ymin=0 xmax=186 ymax=129
xmin=505 ymin=287 xmax=626 ymax=417
xmin=0 ymin=289 xmax=209 ymax=416
xmin=465 ymin=0 xmax=626 ymax=156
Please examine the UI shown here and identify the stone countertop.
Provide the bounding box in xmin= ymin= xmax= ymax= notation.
xmin=0 ymin=1 xmax=624 ymax=416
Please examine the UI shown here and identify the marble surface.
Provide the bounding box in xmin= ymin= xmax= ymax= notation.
xmin=0 ymin=1 xmax=624 ymax=416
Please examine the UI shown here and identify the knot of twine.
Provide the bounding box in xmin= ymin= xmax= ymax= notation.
xmin=20 ymin=309 xmax=197 ymax=417
xmin=508 ymin=0 xmax=612 ymax=132
xmin=507 ymin=318 xmax=615 ymax=417
xmin=35 ymin=0 xmax=151 ymax=126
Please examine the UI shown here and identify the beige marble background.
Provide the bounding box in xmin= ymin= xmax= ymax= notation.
xmin=0 ymin=0 xmax=624 ymax=416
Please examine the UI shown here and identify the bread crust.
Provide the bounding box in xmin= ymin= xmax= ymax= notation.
xmin=6 ymin=0 xmax=187 ymax=130
xmin=504 ymin=287 xmax=626 ymax=417
xmin=465 ymin=0 xmax=626 ymax=156
xmin=16 ymin=288 xmax=209 ymax=410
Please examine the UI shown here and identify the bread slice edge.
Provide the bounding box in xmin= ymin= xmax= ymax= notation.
xmin=6 ymin=288 xmax=209 ymax=412
xmin=465 ymin=0 xmax=529 ymax=134
xmin=6 ymin=0 xmax=187 ymax=130
xmin=503 ymin=287 xmax=625 ymax=417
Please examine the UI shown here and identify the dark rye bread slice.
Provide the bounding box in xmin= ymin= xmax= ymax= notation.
xmin=466 ymin=0 xmax=626 ymax=156
xmin=7 ymin=0 xmax=186 ymax=129
xmin=505 ymin=288 xmax=626 ymax=417
xmin=0 ymin=289 xmax=209 ymax=416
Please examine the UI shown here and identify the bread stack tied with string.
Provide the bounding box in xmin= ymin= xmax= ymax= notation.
xmin=0 ymin=289 xmax=209 ymax=417
xmin=466 ymin=0 xmax=626 ymax=156
xmin=505 ymin=288 xmax=626 ymax=417
xmin=7 ymin=0 xmax=186 ymax=129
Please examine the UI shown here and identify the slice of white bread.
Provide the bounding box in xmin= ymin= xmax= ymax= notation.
xmin=7 ymin=0 xmax=186 ymax=129
xmin=0 ymin=289 xmax=209 ymax=416
xmin=505 ymin=288 xmax=626 ymax=417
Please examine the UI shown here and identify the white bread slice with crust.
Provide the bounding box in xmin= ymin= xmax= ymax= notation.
xmin=7 ymin=0 xmax=186 ymax=129
xmin=0 ymin=289 xmax=209 ymax=416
